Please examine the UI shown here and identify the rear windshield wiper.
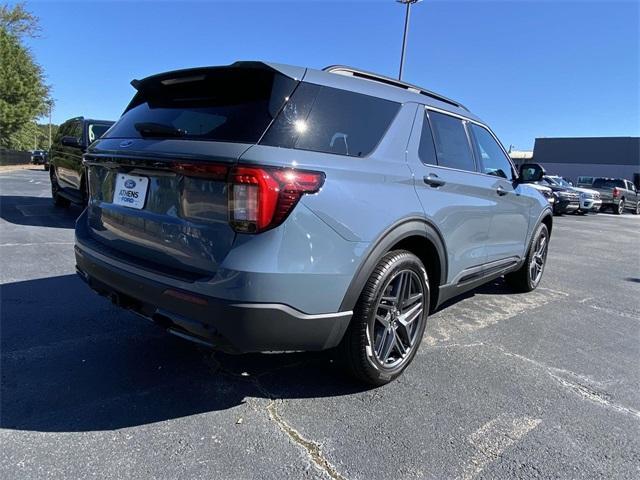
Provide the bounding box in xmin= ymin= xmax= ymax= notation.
xmin=134 ymin=122 xmax=186 ymax=138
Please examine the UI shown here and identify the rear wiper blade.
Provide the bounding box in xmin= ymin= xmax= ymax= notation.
xmin=134 ymin=122 xmax=186 ymax=138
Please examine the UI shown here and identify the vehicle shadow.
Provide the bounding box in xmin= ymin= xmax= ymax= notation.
xmin=435 ymin=276 xmax=520 ymax=312
xmin=0 ymin=274 xmax=365 ymax=433
xmin=0 ymin=195 xmax=81 ymax=228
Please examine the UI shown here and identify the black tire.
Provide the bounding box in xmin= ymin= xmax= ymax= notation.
xmin=614 ymin=199 xmax=624 ymax=215
xmin=339 ymin=250 xmax=429 ymax=386
xmin=50 ymin=170 xmax=70 ymax=208
xmin=634 ymin=202 xmax=640 ymax=215
xmin=506 ymin=223 xmax=549 ymax=293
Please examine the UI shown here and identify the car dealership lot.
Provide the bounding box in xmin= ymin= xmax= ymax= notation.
xmin=1 ymin=169 xmax=638 ymax=479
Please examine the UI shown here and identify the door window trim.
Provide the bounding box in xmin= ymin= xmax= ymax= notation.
xmin=467 ymin=122 xmax=516 ymax=181
xmin=420 ymin=108 xmax=479 ymax=174
xmin=424 ymin=105 xmax=519 ymax=180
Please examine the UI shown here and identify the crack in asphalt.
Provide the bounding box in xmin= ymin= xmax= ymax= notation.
xmin=494 ymin=345 xmax=640 ymax=419
xmin=204 ymin=355 xmax=348 ymax=480
xmin=423 ymin=342 xmax=640 ymax=420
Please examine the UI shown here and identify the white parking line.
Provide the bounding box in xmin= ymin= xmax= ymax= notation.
xmin=460 ymin=414 xmax=542 ymax=480
xmin=424 ymin=288 xmax=568 ymax=345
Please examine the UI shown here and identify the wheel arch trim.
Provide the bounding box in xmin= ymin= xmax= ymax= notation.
xmin=338 ymin=217 xmax=448 ymax=312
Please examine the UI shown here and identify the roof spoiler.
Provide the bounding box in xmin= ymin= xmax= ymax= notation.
xmin=130 ymin=61 xmax=305 ymax=91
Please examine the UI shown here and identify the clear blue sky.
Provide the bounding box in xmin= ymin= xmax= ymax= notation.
xmin=25 ymin=0 xmax=639 ymax=150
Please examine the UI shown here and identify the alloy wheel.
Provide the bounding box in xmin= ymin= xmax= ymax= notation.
xmin=618 ymin=200 xmax=624 ymax=214
xmin=368 ymin=269 xmax=426 ymax=370
xmin=529 ymin=232 xmax=548 ymax=287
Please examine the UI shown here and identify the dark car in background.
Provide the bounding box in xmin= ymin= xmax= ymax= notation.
xmin=591 ymin=177 xmax=640 ymax=215
xmin=538 ymin=175 xmax=580 ymax=215
xmin=30 ymin=150 xmax=49 ymax=170
xmin=50 ymin=117 xmax=114 ymax=206
xmin=527 ymin=182 xmax=555 ymax=208
xmin=546 ymin=175 xmax=601 ymax=214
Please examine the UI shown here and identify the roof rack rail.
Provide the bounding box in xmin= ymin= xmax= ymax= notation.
xmin=323 ymin=65 xmax=469 ymax=111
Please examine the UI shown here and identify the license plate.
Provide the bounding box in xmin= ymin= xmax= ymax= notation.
xmin=113 ymin=174 xmax=149 ymax=210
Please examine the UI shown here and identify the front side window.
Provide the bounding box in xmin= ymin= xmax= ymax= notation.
xmin=469 ymin=124 xmax=514 ymax=180
xmin=68 ymin=121 xmax=83 ymax=142
xmin=261 ymin=83 xmax=400 ymax=157
xmin=428 ymin=111 xmax=476 ymax=172
xmin=54 ymin=122 xmax=71 ymax=143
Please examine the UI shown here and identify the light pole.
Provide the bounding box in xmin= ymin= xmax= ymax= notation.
xmin=397 ymin=0 xmax=420 ymax=81
xmin=48 ymin=100 xmax=53 ymax=149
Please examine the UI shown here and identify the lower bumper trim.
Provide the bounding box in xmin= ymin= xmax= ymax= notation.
xmin=75 ymin=241 xmax=352 ymax=353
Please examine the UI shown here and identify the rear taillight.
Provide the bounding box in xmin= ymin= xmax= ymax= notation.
xmin=228 ymin=166 xmax=324 ymax=233
xmin=612 ymin=187 xmax=620 ymax=198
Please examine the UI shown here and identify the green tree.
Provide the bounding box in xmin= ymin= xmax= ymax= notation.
xmin=0 ymin=3 xmax=50 ymax=150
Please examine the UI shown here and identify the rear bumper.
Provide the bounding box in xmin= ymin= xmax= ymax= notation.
xmin=75 ymin=240 xmax=352 ymax=353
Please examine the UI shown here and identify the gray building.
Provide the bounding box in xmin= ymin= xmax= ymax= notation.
xmin=530 ymin=137 xmax=640 ymax=186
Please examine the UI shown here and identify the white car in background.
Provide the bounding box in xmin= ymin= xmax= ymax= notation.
xmin=547 ymin=176 xmax=601 ymax=213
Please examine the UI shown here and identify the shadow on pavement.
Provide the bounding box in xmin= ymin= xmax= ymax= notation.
xmin=1 ymin=270 xmax=517 ymax=433
xmin=435 ymin=276 xmax=520 ymax=312
xmin=0 ymin=195 xmax=81 ymax=229
xmin=0 ymin=274 xmax=365 ymax=433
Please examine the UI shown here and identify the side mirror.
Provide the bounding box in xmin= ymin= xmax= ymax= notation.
xmin=519 ymin=163 xmax=545 ymax=183
xmin=61 ymin=136 xmax=81 ymax=148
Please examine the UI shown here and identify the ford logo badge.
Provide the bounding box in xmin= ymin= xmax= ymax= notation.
xmin=120 ymin=140 xmax=134 ymax=147
xmin=124 ymin=179 xmax=136 ymax=189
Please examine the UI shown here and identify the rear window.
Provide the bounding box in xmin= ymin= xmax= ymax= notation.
xmin=593 ymin=178 xmax=625 ymax=189
xmin=104 ymin=67 xmax=298 ymax=144
xmin=261 ymin=82 xmax=400 ymax=157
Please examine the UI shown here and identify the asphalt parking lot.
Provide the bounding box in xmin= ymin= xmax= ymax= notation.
xmin=1 ymin=168 xmax=638 ymax=479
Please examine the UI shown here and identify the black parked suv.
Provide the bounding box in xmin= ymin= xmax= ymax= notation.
xmin=537 ymin=175 xmax=580 ymax=215
xmin=50 ymin=117 xmax=114 ymax=206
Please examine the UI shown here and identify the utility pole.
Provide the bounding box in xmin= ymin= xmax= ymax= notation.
xmin=48 ymin=101 xmax=52 ymax=150
xmin=397 ymin=0 xmax=420 ymax=81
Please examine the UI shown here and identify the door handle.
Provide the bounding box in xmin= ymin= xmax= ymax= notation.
xmin=423 ymin=174 xmax=445 ymax=188
xmin=496 ymin=186 xmax=508 ymax=196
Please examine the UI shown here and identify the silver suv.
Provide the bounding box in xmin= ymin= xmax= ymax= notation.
xmin=75 ymin=62 xmax=553 ymax=385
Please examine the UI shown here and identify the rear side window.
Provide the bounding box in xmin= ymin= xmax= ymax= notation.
xmin=428 ymin=111 xmax=476 ymax=172
xmin=88 ymin=123 xmax=112 ymax=143
xmin=104 ymin=67 xmax=298 ymax=143
xmin=418 ymin=111 xmax=437 ymax=165
xmin=469 ymin=124 xmax=514 ymax=180
xmin=261 ymin=83 xmax=400 ymax=157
